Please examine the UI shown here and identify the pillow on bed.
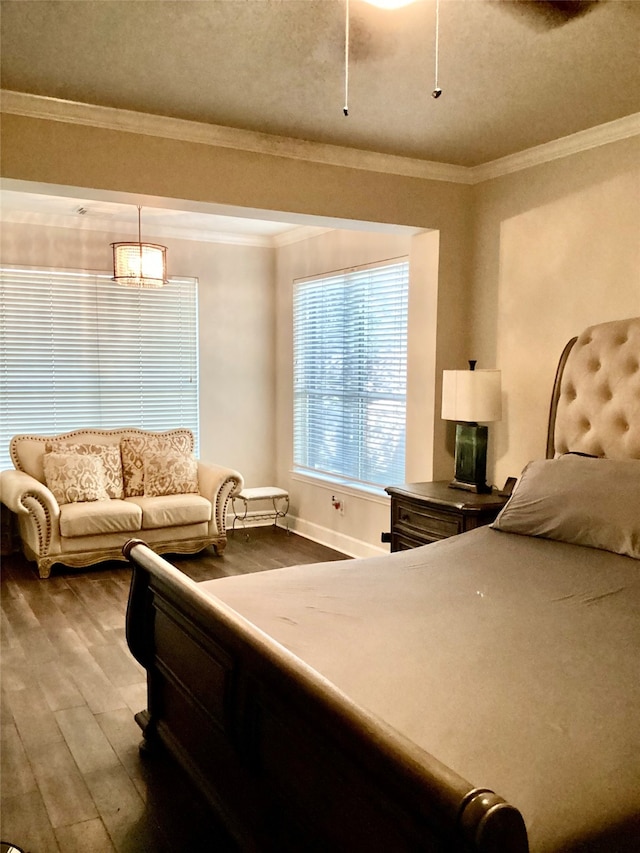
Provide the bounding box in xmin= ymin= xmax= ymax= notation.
xmin=490 ymin=455 xmax=640 ymax=559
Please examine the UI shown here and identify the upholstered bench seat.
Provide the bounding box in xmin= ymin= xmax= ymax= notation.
xmin=128 ymin=493 xmax=212 ymax=530
xmin=232 ymin=486 xmax=290 ymax=534
xmin=60 ymin=499 xmax=142 ymax=538
xmin=57 ymin=493 xmax=213 ymax=539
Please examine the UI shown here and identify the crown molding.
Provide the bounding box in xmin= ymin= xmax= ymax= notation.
xmin=271 ymin=225 xmax=335 ymax=247
xmin=469 ymin=112 xmax=640 ymax=184
xmin=2 ymin=90 xmax=638 ymax=187
xmin=0 ymin=90 xmax=468 ymax=184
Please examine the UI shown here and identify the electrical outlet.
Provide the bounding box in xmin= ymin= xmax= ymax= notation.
xmin=331 ymin=495 xmax=345 ymax=515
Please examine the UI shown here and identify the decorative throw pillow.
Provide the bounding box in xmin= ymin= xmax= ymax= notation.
xmin=43 ymin=452 xmax=110 ymax=505
xmin=46 ymin=442 xmax=124 ymax=499
xmin=490 ymin=455 xmax=640 ymax=559
xmin=142 ymin=450 xmax=199 ymax=497
xmin=121 ymin=433 xmax=192 ymax=497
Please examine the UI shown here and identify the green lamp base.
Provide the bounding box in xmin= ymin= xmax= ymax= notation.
xmin=449 ymin=422 xmax=491 ymax=493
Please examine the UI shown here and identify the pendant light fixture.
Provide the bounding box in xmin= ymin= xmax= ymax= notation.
xmin=362 ymin=0 xmax=416 ymax=7
xmin=112 ymin=206 xmax=167 ymax=289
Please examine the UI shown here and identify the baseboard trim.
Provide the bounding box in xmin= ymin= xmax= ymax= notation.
xmin=226 ymin=513 xmax=387 ymax=559
xmin=289 ymin=517 xmax=387 ymax=559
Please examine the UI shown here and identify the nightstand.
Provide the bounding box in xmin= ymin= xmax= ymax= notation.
xmin=384 ymin=481 xmax=509 ymax=551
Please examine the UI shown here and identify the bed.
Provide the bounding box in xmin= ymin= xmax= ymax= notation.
xmin=125 ymin=316 xmax=640 ymax=853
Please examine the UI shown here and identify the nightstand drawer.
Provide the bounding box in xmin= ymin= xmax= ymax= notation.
xmin=393 ymin=530 xmax=439 ymax=550
xmin=393 ymin=501 xmax=461 ymax=541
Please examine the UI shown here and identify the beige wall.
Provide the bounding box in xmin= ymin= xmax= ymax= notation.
xmin=0 ymin=220 xmax=276 ymax=485
xmin=0 ymin=114 xmax=469 ymax=231
xmin=469 ymin=137 xmax=640 ymax=487
xmin=1 ymin=111 xmax=473 ymax=555
xmin=275 ymin=230 xmax=424 ymax=555
xmin=2 ymin=111 xmax=638 ymax=554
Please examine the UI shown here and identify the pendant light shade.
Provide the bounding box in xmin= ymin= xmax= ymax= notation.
xmin=362 ymin=0 xmax=417 ymax=7
xmin=112 ymin=206 xmax=167 ymax=288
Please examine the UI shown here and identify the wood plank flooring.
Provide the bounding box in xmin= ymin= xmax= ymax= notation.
xmin=0 ymin=528 xmax=349 ymax=852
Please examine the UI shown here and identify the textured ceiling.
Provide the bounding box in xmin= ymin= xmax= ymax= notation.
xmin=1 ymin=0 xmax=639 ymax=168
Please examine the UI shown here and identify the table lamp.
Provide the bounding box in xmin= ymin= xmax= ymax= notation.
xmin=441 ymin=361 xmax=502 ymax=493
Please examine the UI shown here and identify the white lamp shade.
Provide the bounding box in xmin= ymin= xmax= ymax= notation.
xmin=441 ymin=369 xmax=502 ymax=423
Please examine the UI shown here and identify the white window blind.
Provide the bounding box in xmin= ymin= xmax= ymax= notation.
xmin=293 ymin=258 xmax=408 ymax=490
xmin=0 ymin=266 xmax=199 ymax=471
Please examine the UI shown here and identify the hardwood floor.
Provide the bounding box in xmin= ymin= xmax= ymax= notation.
xmin=0 ymin=527 xmax=349 ymax=852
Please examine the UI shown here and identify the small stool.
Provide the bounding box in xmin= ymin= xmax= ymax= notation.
xmin=231 ymin=487 xmax=290 ymax=537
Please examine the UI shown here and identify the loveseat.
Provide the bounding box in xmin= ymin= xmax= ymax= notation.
xmin=0 ymin=428 xmax=243 ymax=578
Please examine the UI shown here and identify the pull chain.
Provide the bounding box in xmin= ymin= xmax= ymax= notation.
xmin=344 ymin=0 xmax=350 ymax=115
xmin=432 ymin=0 xmax=442 ymax=98
xmin=344 ymin=0 xmax=440 ymax=112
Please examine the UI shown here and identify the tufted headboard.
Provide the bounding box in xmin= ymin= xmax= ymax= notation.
xmin=547 ymin=316 xmax=640 ymax=460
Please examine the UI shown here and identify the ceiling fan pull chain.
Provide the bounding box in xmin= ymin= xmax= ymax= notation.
xmin=344 ymin=0 xmax=350 ymax=115
xmin=432 ymin=0 xmax=442 ymax=98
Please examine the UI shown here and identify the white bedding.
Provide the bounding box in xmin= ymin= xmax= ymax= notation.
xmin=200 ymin=527 xmax=640 ymax=853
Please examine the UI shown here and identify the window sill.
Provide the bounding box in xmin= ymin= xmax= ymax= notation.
xmin=290 ymin=470 xmax=390 ymax=504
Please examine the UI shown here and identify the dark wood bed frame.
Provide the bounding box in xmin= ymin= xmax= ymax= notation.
xmin=124 ymin=539 xmax=528 ymax=852
xmin=123 ymin=327 xmax=601 ymax=852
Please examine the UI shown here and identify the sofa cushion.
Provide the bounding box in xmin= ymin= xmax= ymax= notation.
xmin=43 ymin=452 xmax=111 ymax=505
xmin=46 ymin=441 xmax=124 ymax=499
xmin=60 ymin=499 xmax=142 ymax=538
xmin=143 ymin=450 xmax=199 ymax=497
xmin=121 ymin=433 xmax=193 ymax=497
xmin=128 ymin=494 xmax=211 ymax=529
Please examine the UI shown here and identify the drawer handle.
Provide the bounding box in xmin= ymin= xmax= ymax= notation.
xmin=400 ymin=512 xmax=411 ymax=521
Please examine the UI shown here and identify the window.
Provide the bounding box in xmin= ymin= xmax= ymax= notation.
xmin=0 ymin=266 xmax=199 ymax=470
xmin=293 ymin=258 xmax=409 ymax=490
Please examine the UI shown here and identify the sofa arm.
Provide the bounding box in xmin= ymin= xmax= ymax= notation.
xmin=0 ymin=469 xmax=61 ymax=557
xmin=197 ymin=462 xmax=244 ymax=537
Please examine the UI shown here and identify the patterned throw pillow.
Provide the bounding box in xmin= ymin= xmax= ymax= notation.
xmin=120 ymin=433 xmax=193 ymax=497
xmin=46 ymin=442 xmax=124 ymax=499
xmin=142 ymin=450 xmax=199 ymax=497
xmin=43 ymin=452 xmax=110 ymax=505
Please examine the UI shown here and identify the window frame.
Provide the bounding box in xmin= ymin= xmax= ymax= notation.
xmin=292 ymin=257 xmax=409 ymax=494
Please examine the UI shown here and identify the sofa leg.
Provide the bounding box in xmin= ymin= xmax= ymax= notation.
xmin=37 ymin=559 xmax=54 ymax=579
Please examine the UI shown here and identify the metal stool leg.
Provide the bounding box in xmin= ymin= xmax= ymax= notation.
xmin=272 ymin=494 xmax=290 ymax=532
xmin=232 ymin=496 xmax=250 ymax=540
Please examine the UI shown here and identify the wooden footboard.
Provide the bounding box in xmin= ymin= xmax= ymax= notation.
xmin=124 ymin=540 xmax=529 ymax=853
